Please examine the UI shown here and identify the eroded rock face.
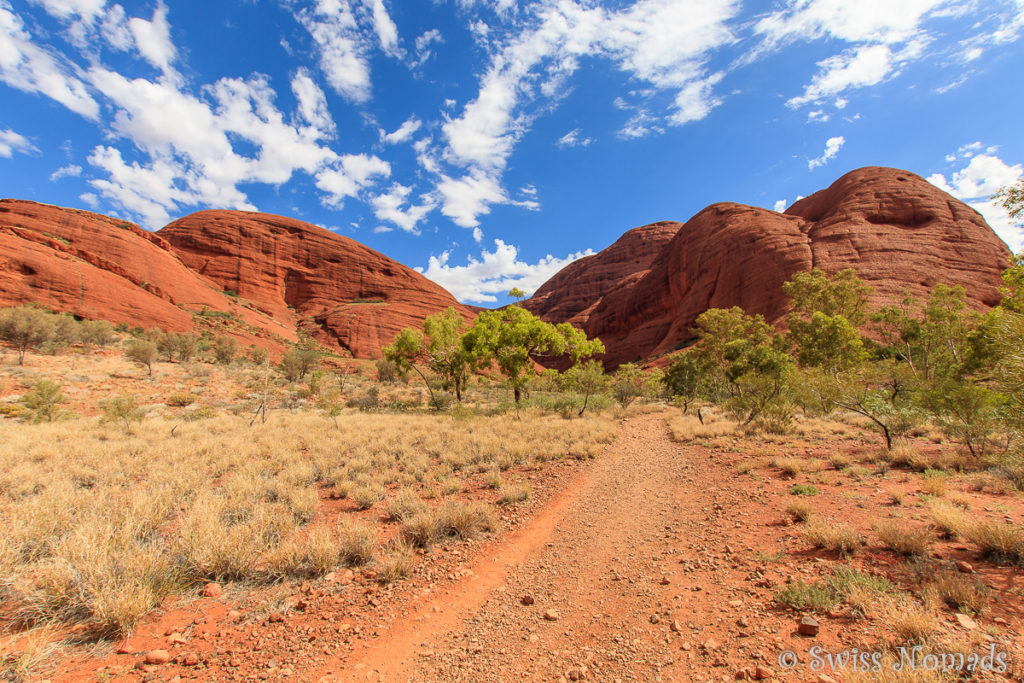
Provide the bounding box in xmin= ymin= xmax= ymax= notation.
xmin=159 ymin=210 xmax=474 ymax=358
xmin=0 ymin=199 xmax=280 ymax=340
xmin=527 ymin=167 xmax=1013 ymax=368
xmin=524 ymin=221 xmax=681 ymax=326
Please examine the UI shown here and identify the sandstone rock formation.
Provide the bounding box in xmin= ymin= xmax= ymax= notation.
xmin=527 ymin=167 xmax=1013 ymax=367
xmin=524 ymin=221 xmax=681 ymax=326
xmin=0 ymin=199 xmax=284 ymax=347
xmin=159 ymin=210 xmax=473 ymax=358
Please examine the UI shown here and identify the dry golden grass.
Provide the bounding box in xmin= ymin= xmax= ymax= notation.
xmin=802 ymin=518 xmax=862 ymax=555
xmin=928 ymin=572 xmax=989 ymax=615
xmin=771 ymin=456 xmax=802 ymax=478
xmin=666 ymin=412 xmax=736 ymax=442
xmin=885 ymin=595 xmax=941 ymax=645
xmin=927 ymin=500 xmax=969 ymax=539
xmin=0 ymin=408 xmax=617 ymax=638
xmin=873 ymin=520 xmax=934 ymax=557
xmin=961 ymin=519 xmax=1024 ymax=564
xmin=785 ymin=500 xmax=816 ymax=522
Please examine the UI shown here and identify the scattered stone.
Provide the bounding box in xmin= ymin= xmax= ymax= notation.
xmin=167 ymin=633 xmax=187 ymax=645
xmin=670 ymin=620 xmax=683 ymax=633
xmin=753 ymin=665 xmax=773 ymax=680
xmin=955 ymin=561 xmax=974 ymax=574
xmin=567 ymin=666 xmax=588 ymax=680
xmin=543 ymin=610 xmax=560 ymax=621
xmin=182 ymin=653 xmax=200 ymax=667
xmin=660 ymin=576 xmax=671 ymax=585
xmin=268 ymin=612 xmax=284 ymax=623
xmin=201 ymin=582 xmax=223 ymax=598
xmin=955 ymin=613 xmax=978 ymax=630
xmin=144 ymin=650 xmax=169 ymax=665
xmin=798 ymin=616 xmax=819 ymax=636
xmin=702 ymin=638 xmax=720 ymax=651
xmin=817 ymin=675 xmax=838 ymax=683
xmin=521 ymin=595 xmax=535 ymax=606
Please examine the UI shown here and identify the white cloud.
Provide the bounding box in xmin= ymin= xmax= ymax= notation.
xmin=28 ymin=0 xmax=105 ymax=21
xmin=436 ymin=171 xmax=508 ymax=228
xmin=362 ymin=0 xmax=401 ymax=57
xmin=417 ymin=239 xmax=594 ymax=304
xmin=380 ymin=116 xmax=421 ymax=144
xmin=315 ymin=153 xmax=390 ymax=207
xmin=808 ymin=135 xmax=845 ymax=169
xmin=370 ymin=182 xmax=437 ymax=233
xmin=297 ymin=1 xmax=372 ymax=103
xmin=556 ymin=127 xmax=592 ymax=148
xmin=0 ymin=2 xmax=100 ymax=118
xmin=773 ymin=199 xmax=788 ymax=212
xmin=49 ymin=163 xmax=82 ymax=180
xmin=291 ymin=68 xmax=334 ymax=133
xmin=787 ymin=44 xmax=896 ymax=108
xmin=928 ymin=150 xmax=1024 ymax=251
xmin=412 ymin=28 xmax=443 ymax=67
xmin=0 ymin=128 xmax=37 ymax=157
xmin=127 ymin=1 xmax=176 ymax=75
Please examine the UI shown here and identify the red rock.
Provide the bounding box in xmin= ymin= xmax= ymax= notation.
xmin=798 ymin=615 xmax=819 ymax=636
xmin=201 ymin=582 xmax=223 ymax=598
xmin=754 ymin=665 xmax=773 ymax=680
xmin=527 ymin=167 xmax=1011 ymax=368
xmin=159 ymin=210 xmax=474 ymax=358
xmin=955 ymin=560 xmax=974 ymax=573
xmin=144 ymin=650 xmax=169 ymax=665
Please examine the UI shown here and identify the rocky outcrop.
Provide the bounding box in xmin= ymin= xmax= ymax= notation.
xmin=159 ymin=211 xmax=474 ymax=358
xmin=528 ymin=167 xmax=1013 ymax=367
xmin=0 ymin=199 xmax=284 ymax=345
xmin=524 ymin=221 xmax=681 ymax=326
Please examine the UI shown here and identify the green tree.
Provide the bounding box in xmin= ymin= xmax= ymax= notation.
xmin=689 ymin=307 xmax=795 ymax=426
xmin=125 ymin=338 xmax=157 ymax=377
xmin=462 ymin=306 xmax=603 ymax=406
xmin=155 ymin=331 xmax=177 ymax=362
xmin=562 ymin=359 xmax=610 ymax=416
xmin=422 ymin=307 xmax=473 ymax=402
xmin=174 ymin=333 xmax=199 ymax=362
xmin=101 ymin=394 xmax=144 ymax=431
xmin=279 ymin=347 xmax=320 ymax=382
xmin=0 ymin=305 xmax=55 ymax=364
xmin=999 ymin=253 xmax=1024 ymax=313
xmin=663 ymin=349 xmax=717 ymax=413
xmin=783 ymin=269 xmax=871 ymax=372
xmin=22 ymin=379 xmax=66 ymax=422
xmin=79 ymin=319 xmax=115 ymax=348
xmin=612 ymin=362 xmax=646 ymax=408
xmin=213 ymin=335 xmax=237 ymax=364
xmin=508 ymin=287 xmax=527 ymax=303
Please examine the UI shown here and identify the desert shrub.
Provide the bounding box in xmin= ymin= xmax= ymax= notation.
xmin=213 ymin=335 xmax=237 ymax=364
xmin=22 ymin=380 xmax=66 ymax=423
xmin=166 ymin=392 xmax=197 ymax=407
xmin=351 ymin=482 xmax=385 ymax=510
xmin=375 ymin=541 xmax=416 ymax=583
xmin=279 ymin=348 xmax=320 ymax=382
xmin=873 ymin=520 xmax=933 ymax=557
xmin=375 ymin=357 xmax=403 ymax=383
xmin=79 ymin=319 xmax=115 ymax=347
xmin=789 ymin=483 xmax=819 ymax=496
xmin=100 ymin=394 xmax=143 ymax=430
xmin=348 ymin=387 xmax=380 ymax=412
xmin=921 ymin=469 xmax=948 ymax=496
xmin=401 ymin=510 xmax=441 ymax=548
xmin=0 ymin=305 xmax=55 ymax=364
xmin=774 ymin=580 xmax=836 ymax=612
xmin=249 ymin=345 xmax=269 ymax=366
xmin=772 ymin=457 xmax=801 ymax=477
xmin=125 ymin=338 xmax=157 ymax=377
xmin=886 ymin=596 xmax=939 ymax=645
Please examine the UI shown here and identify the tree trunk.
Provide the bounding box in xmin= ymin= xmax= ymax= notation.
xmin=513 ymin=385 xmax=521 ymax=404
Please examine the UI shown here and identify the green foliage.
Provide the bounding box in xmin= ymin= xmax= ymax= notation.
xmin=611 ymin=362 xmax=645 ymax=407
xmin=124 ymin=338 xmax=157 ymax=377
xmin=783 ymin=269 xmax=872 ymax=372
xmin=461 ymin=306 xmax=603 ymax=405
xmin=79 ymin=319 xmax=115 ymax=347
xmin=508 ymin=287 xmax=527 ymax=303
xmin=774 ymin=579 xmax=837 ymax=612
xmin=789 ymin=483 xmax=819 ymax=496
xmin=663 ymin=349 xmax=715 ymax=411
xmin=783 ymin=268 xmax=873 ymax=326
xmin=22 ymin=380 xmax=66 ymax=422
xmin=999 ymin=253 xmax=1024 ymax=313
xmin=0 ymin=305 xmax=55 ymax=364
xmin=279 ymin=347 xmax=320 ymax=382
xmin=561 ymin=359 xmax=610 ymax=416
xmin=213 ymin=335 xmax=237 ymax=364
xmin=101 ymin=394 xmax=143 ymax=431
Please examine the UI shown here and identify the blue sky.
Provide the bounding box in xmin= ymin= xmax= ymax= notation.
xmin=2 ymin=0 xmax=1023 ymax=304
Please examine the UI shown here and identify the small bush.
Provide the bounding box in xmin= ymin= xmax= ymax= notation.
xmin=401 ymin=510 xmax=441 ymax=548
xmin=921 ymin=470 xmax=948 ymax=497
xmin=829 ymin=454 xmax=851 ymax=470
xmin=22 ymin=380 xmax=66 ymax=422
xmin=927 ymin=500 xmax=969 ymax=539
xmin=101 ymin=394 xmax=143 ymax=430
xmin=385 ymin=489 xmax=427 ymax=522
xmin=873 ymin=520 xmax=933 ymax=557
xmin=774 ymin=580 xmax=836 ymax=612
xmin=498 ymin=482 xmax=532 ymax=505
xmin=886 ymin=597 xmax=939 ymax=645
xmin=351 ymin=483 xmax=385 ymax=510
xmin=125 ymin=339 xmax=158 ymax=376
xmin=166 ymin=392 xmax=197 ymax=407
xmin=213 ymin=336 xmax=237 ymax=364
xmin=789 ymin=483 xmax=819 ymax=496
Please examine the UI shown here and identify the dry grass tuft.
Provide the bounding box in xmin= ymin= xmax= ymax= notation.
xmin=927 ymin=500 xmax=969 ymax=539
xmin=873 ymin=520 xmax=933 ymax=557
xmin=885 ymin=595 xmax=940 ymax=645
xmin=771 ymin=456 xmax=802 ymax=478
xmin=802 ymin=518 xmax=862 ymax=556
xmin=375 ymin=542 xmax=417 ymax=584
xmin=785 ymin=500 xmax=815 ymax=523
xmin=666 ymin=413 xmax=736 ymax=442
xmin=928 ymin=572 xmax=989 ymax=615
xmin=962 ymin=520 xmax=1024 ymax=565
